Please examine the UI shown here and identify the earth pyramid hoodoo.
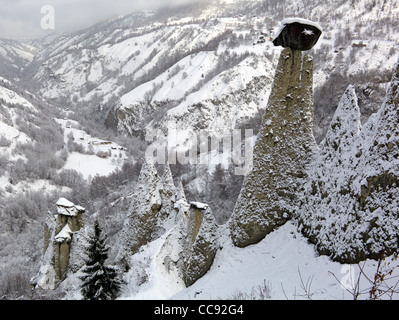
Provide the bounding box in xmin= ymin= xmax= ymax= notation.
xmin=31 ymin=198 xmax=85 ymax=290
xmin=230 ymin=18 xmax=322 ymax=247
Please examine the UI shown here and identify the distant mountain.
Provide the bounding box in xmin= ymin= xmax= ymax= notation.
xmin=12 ymin=0 xmax=397 ymax=144
xmin=0 ymin=40 xmax=36 ymax=80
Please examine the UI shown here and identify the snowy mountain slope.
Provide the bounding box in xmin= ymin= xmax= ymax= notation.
xmin=114 ymin=51 xmax=275 ymax=136
xmin=24 ymin=9 xmax=235 ymax=101
xmin=0 ymin=80 xmax=35 ymax=191
xmin=18 ymin=0 xmax=399 ymax=144
xmin=0 ymin=79 xmax=127 ymax=196
xmin=0 ymin=40 xmax=36 ymax=81
xmin=0 ymin=81 xmax=34 ymax=143
xmin=172 ymin=221 xmax=399 ymax=300
xmin=26 ymin=10 xmax=277 ymax=139
xmin=0 ymin=79 xmax=39 ymax=161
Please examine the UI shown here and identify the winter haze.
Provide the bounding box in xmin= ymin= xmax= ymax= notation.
xmin=0 ymin=0 xmax=204 ymax=40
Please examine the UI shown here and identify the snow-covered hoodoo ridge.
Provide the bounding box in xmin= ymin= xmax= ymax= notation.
xmin=297 ymin=57 xmax=399 ymax=263
xmin=113 ymin=158 xmax=219 ymax=288
xmin=229 ymin=50 xmax=399 ymax=264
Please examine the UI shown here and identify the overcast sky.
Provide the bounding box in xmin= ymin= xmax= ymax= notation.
xmin=0 ymin=0 xmax=202 ymax=40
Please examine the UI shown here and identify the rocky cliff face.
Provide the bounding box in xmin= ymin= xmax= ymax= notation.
xmin=112 ymin=54 xmax=274 ymax=137
xmin=156 ymin=200 xmax=219 ymax=288
xmin=34 ymin=159 xmax=219 ymax=292
xmin=180 ymin=204 xmax=219 ymax=287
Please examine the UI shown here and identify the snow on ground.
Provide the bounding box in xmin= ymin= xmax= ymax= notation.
xmin=120 ymin=226 xmax=186 ymax=300
xmin=0 ymin=117 xmax=129 ymax=194
xmin=17 ymin=179 xmax=71 ymax=194
xmin=166 ymin=54 xmax=273 ymax=119
xmin=0 ymin=40 xmax=35 ymax=65
xmin=63 ymin=152 xmax=123 ymax=180
xmin=120 ymin=51 xmax=220 ymax=106
xmin=346 ymin=40 xmax=398 ymax=75
xmin=0 ymin=85 xmax=36 ymax=111
xmin=174 ymin=222 xmax=348 ymax=300
xmin=0 ymin=175 xmax=72 ymax=197
xmin=0 ymin=174 xmax=10 ymax=190
xmin=56 ymin=119 xmax=129 ymax=180
xmin=119 ymin=221 xmax=398 ymax=300
xmin=0 ymin=121 xmax=30 ymax=145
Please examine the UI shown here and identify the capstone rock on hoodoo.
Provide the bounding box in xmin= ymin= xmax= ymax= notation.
xmin=273 ymin=18 xmax=322 ymax=51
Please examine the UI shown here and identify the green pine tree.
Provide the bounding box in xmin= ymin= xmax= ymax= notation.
xmin=80 ymin=219 xmax=122 ymax=300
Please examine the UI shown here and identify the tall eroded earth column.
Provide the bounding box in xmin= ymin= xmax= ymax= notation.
xmin=230 ymin=18 xmax=322 ymax=247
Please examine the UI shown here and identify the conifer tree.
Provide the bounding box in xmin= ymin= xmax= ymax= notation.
xmin=80 ymin=219 xmax=122 ymax=300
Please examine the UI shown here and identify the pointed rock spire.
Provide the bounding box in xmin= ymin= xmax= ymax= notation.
xmin=182 ymin=206 xmax=219 ymax=287
xmin=322 ymin=85 xmax=362 ymax=157
xmin=298 ymin=57 xmax=399 ymax=263
xmin=230 ymin=48 xmax=317 ymax=247
xmin=116 ymin=158 xmax=161 ymax=265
